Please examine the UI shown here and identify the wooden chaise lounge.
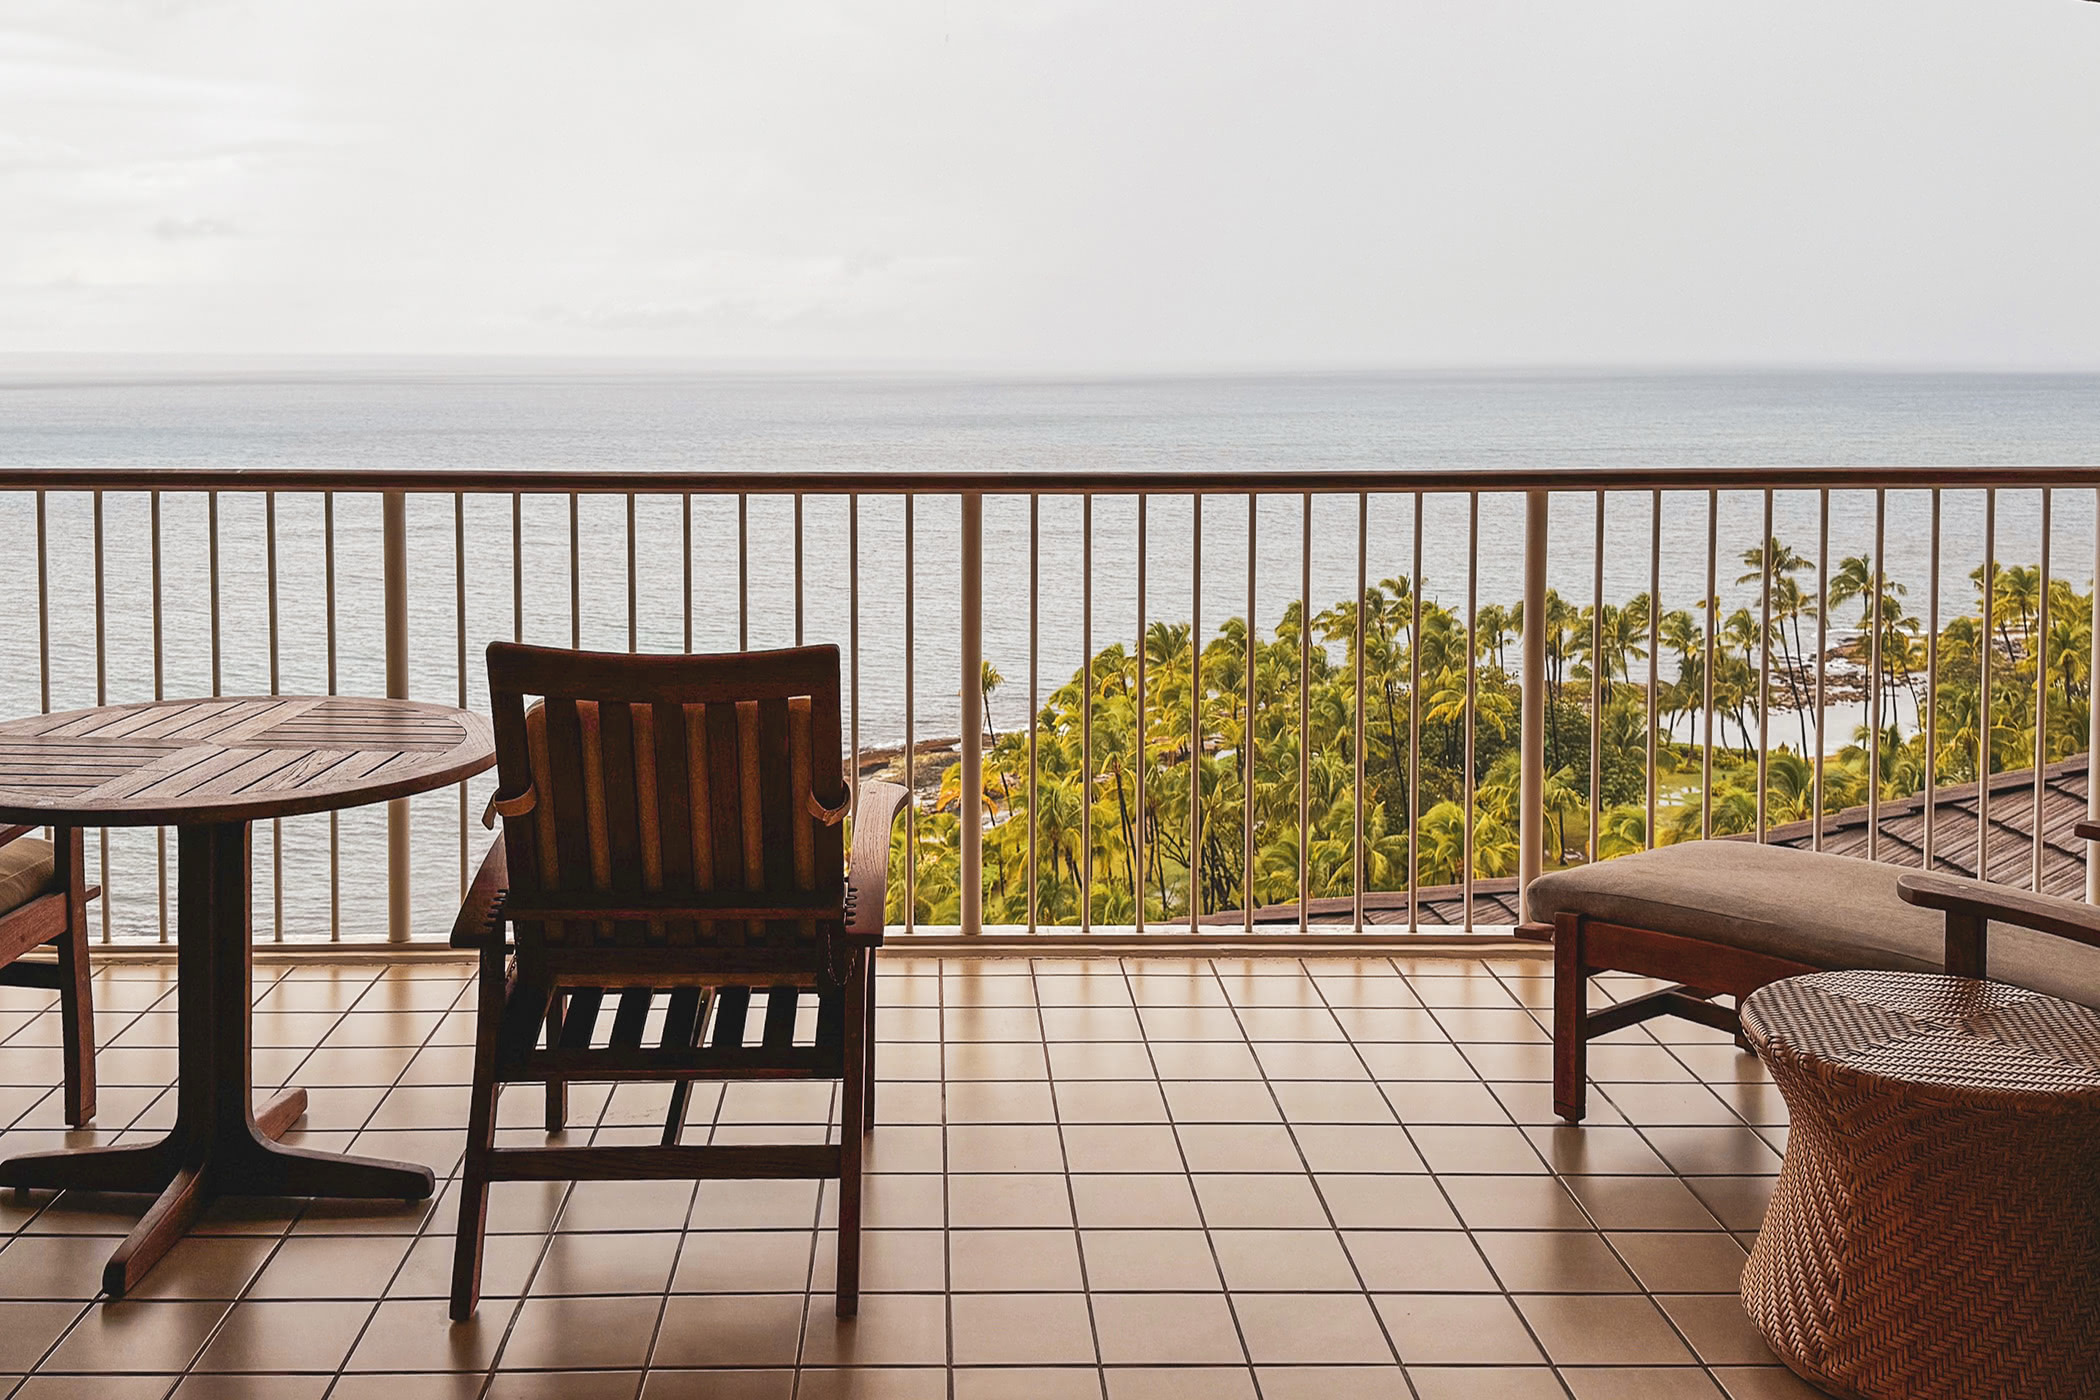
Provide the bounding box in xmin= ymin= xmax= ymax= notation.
xmin=1517 ymin=834 xmax=2100 ymax=1121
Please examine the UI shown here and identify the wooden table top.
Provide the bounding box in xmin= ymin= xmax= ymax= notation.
xmin=0 ymin=697 xmax=495 ymax=827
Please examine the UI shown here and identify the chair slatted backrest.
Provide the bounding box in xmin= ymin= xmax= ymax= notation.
xmin=486 ymin=642 xmax=847 ymax=958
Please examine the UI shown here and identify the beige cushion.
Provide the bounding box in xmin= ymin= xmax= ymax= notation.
xmin=0 ymin=837 xmax=56 ymax=918
xmin=1527 ymin=840 xmax=2100 ymax=1011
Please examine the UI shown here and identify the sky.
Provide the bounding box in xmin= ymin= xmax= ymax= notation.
xmin=3 ymin=1 xmax=2099 ymax=369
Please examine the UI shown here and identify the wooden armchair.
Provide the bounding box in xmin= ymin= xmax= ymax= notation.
xmin=447 ymin=641 xmax=909 ymax=1321
xmin=0 ymin=824 xmax=96 ymax=1128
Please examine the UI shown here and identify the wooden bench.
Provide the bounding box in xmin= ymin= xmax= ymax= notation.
xmin=1515 ymin=833 xmax=2100 ymax=1121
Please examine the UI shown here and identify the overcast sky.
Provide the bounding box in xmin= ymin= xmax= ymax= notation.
xmin=4 ymin=1 xmax=2098 ymax=368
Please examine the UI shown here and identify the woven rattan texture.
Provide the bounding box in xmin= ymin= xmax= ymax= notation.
xmin=1741 ymin=972 xmax=2100 ymax=1400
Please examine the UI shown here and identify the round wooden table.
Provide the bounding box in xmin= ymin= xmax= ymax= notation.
xmin=1741 ymin=970 xmax=2100 ymax=1400
xmin=0 ymin=696 xmax=494 ymax=1297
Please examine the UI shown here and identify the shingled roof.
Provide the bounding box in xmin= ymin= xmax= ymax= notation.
xmin=1211 ymin=753 xmax=2094 ymax=930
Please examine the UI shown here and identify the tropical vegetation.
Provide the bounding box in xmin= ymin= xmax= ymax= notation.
xmin=887 ymin=538 xmax=2093 ymax=925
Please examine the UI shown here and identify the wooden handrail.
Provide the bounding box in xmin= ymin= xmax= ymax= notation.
xmin=5 ymin=465 xmax=2100 ymax=495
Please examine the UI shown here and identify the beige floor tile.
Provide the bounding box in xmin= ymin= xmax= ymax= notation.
xmin=1061 ymin=1124 xmax=1185 ymax=1173
xmin=1233 ymin=1292 xmax=1392 ymax=1365
xmin=42 ymin=1300 xmax=221 ymax=1373
xmin=949 ymin=1228 xmax=1084 ymax=1291
xmin=1092 ymin=1292 xmax=1243 ymax=1364
xmin=1315 ymin=1174 xmax=1460 ymax=1229
xmin=1173 ymin=1123 xmax=1300 ymax=1173
xmin=1711 ymin=1366 xmax=1833 ymax=1399
xmin=1561 ymin=1368 xmax=1726 ymax=1399
xmin=498 ymin=1294 xmax=665 ymax=1371
xmin=1210 ymin=1229 xmax=1358 ymax=1290
xmin=1079 ymin=1230 xmax=1221 ymax=1291
xmin=810 ymin=1229 xmax=943 ymax=1294
xmin=800 ymin=1293 xmax=948 ymax=1367
xmin=650 ymin=1294 xmax=806 ymax=1369
xmin=1069 ymin=1175 xmax=1201 ymax=1229
xmin=1657 ymin=1293 xmax=1782 ymax=1366
xmin=1055 ymin=1081 xmax=1169 ymax=1124
xmin=1375 ymin=1293 xmax=1541 ymax=1365
xmin=1191 ymin=1174 xmax=1329 ymax=1229
xmin=244 ymin=1235 xmax=411 ymax=1300
xmin=952 ymin=1369 xmax=1101 ymax=1400
xmin=946 ymin=1173 xmax=1072 ymax=1228
xmin=1255 ymin=1367 xmax=1411 ymax=1400
xmin=1407 ymin=1368 xmax=1566 ymax=1400
xmin=195 ymin=1300 xmax=375 ymax=1373
xmin=1566 ymin=1175 xmax=1724 ymax=1231
xmin=1289 ymin=1124 xmax=1424 ymax=1173
xmin=1516 ymin=1294 xmax=1697 ymax=1366
xmin=1609 ymin=1231 xmax=1749 ymax=1292
xmin=1103 ymin=1365 xmax=1256 ymax=1399
xmin=1477 ymin=1230 xmax=1639 ymax=1292
xmin=1342 ymin=1230 xmax=1496 ymax=1292
xmin=944 ymin=1124 xmax=1065 ymax=1173
xmin=950 ymin=1292 xmax=1096 ymax=1365
xmin=530 ymin=1230 xmax=680 ymax=1295
xmin=640 ymin=1369 xmax=796 ymax=1399
xmin=781 ymin=1368 xmax=928 ymax=1400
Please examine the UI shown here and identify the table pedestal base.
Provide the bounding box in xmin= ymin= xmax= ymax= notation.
xmin=0 ymin=823 xmax=434 ymax=1298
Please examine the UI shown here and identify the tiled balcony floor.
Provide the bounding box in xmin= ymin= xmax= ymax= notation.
xmin=0 ymin=952 xmax=1826 ymax=1400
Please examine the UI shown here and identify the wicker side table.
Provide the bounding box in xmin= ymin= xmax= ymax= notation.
xmin=1740 ymin=971 xmax=2100 ymax=1400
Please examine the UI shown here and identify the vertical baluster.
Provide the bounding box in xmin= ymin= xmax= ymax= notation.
xmin=1701 ymin=489 xmax=1717 ymax=840
xmin=1646 ymin=490 xmax=1660 ymax=851
xmin=1353 ymin=493 xmax=1367 ymax=931
xmin=1980 ymin=489 xmax=1996 ymax=880
xmin=1758 ymin=491 xmax=1773 ymax=842
xmin=1299 ymin=494 xmax=1312 ymax=932
xmin=153 ymin=491 xmax=167 ymax=942
xmin=1242 ymin=494 xmax=1255 ymax=933
xmin=2034 ymin=488 xmax=2052 ymax=891
xmin=682 ymin=494 xmax=694 ymax=653
xmin=1590 ymin=492 xmax=1604 ymax=864
xmin=1189 ymin=492 xmax=1202 ymax=933
xmin=512 ymin=493 xmax=523 ymax=645
xmin=456 ymin=492 xmax=469 ymax=899
xmin=1868 ymin=490 xmax=1885 ymax=860
xmin=849 ymin=496 xmax=860 ymax=809
xmin=904 ymin=494 xmax=915 ymax=930
xmin=626 ymin=492 xmax=638 ymax=653
xmin=1924 ymin=490 xmax=1941 ymax=870
xmin=268 ymin=493 xmax=282 ymax=940
xmin=795 ymin=493 xmax=805 ymax=646
xmin=1814 ymin=491 xmax=1829 ymax=851
xmin=960 ymin=493 xmax=983 ymax=936
xmin=739 ymin=493 xmax=750 ymax=651
xmin=34 ymin=491 xmax=48 ymax=715
xmin=1084 ymin=495 xmax=1095 ymax=932
xmin=324 ymin=492 xmax=338 ymax=941
xmin=1463 ymin=493 xmax=1477 ymax=928
xmin=1408 ymin=495 xmax=1423 ymax=931
xmin=1028 ymin=494 xmax=1039 ymax=933
xmin=1136 ymin=494 xmax=1148 ymax=935
xmin=93 ymin=492 xmax=108 ymax=941
xmin=208 ymin=490 xmax=221 ymax=697
xmin=569 ymin=492 xmax=581 ymax=650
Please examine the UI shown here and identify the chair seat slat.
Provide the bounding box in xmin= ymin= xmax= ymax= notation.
xmin=609 ymin=988 xmax=653 ymax=1050
xmin=556 ymin=988 xmax=605 ymax=1050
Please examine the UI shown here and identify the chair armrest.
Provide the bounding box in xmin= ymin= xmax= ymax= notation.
xmin=844 ymin=781 xmax=910 ymax=945
xmin=452 ymin=834 xmax=511 ymax=950
xmin=2078 ymin=820 xmax=2100 ymax=845
xmin=1896 ymin=870 xmax=2100 ymax=978
xmin=0 ymin=826 xmax=33 ymax=849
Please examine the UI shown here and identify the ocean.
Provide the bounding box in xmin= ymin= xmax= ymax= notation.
xmin=3 ymin=365 xmax=2097 ymax=936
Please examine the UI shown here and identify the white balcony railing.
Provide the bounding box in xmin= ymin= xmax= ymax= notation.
xmin=3 ymin=465 xmax=2098 ymax=945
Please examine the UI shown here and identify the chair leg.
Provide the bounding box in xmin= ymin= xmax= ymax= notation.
xmin=836 ymin=950 xmax=867 ymax=1317
xmin=543 ymin=992 xmax=568 ymax=1134
xmin=451 ymin=950 xmax=504 ymax=1321
xmin=662 ymin=1080 xmax=691 ymax=1147
xmin=54 ymin=922 xmax=96 ymax=1131
xmin=1552 ymin=913 xmax=1589 ymax=1124
xmin=861 ymin=956 xmax=877 ymax=1130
